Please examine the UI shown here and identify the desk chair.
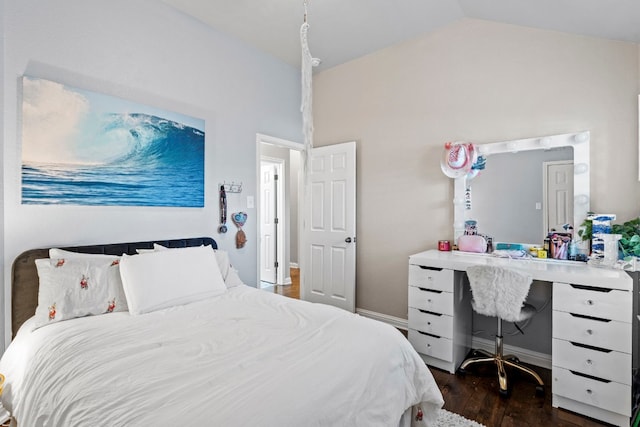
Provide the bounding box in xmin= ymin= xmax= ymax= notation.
xmin=458 ymin=265 xmax=544 ymax=396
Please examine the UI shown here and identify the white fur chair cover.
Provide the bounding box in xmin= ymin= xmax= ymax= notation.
xmin=466 ymin=265 xmax=533 ymax=322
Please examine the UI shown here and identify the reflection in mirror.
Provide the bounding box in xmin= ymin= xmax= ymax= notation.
xmin=452 ymin=132 xmax=590 ymax=247
xmin=465 ymin=147 xmax=572 ymax=244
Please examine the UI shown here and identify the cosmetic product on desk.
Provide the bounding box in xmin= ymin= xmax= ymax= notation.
xmin=486 ymin=237 xmax=493 ymax=253
xmin=588 ymin=214 xmax=617 ymax=263
xmin=438 ymin=240 xmax=451 ymax=251
xmin=594 ymin=233 xmax=622 ymax=266
xmin=464 ymin=220 xmax=477 ymax=235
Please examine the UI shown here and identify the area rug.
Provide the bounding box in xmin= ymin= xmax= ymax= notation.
xmin=434 ymin=409 xmax=486 ymax=427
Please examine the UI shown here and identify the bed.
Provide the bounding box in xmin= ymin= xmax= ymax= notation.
xmin=1 ymin=237 xmax=444 ymax=426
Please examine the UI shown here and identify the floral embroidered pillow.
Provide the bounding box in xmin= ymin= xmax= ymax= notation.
xmin=34 ymin=257 xmax=128 ymax=329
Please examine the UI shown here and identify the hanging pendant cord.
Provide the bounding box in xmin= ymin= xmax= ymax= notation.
xmin=301 ymin=0 xmax=320 ymax=184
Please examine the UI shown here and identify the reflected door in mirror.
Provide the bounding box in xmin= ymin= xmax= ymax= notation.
xmin=545 ymin=161 xmax=573 ymax=234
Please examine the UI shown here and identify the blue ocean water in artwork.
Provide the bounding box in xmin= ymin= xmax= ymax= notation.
xmin=22 ymin=113 xmax=204 ymax=207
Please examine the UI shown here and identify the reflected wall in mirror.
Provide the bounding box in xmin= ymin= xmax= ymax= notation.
xmin=453 ymin=132 xmax=590 ymax=246
xmin=466 ymin=147 xmax=572 ymax=244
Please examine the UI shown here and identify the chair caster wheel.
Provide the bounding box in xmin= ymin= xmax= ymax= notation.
xmin=535 ymin=385 xmax=545 ymax=397
xmin=456 ymin=367 xmax=467 ymax=376
xmin=499 ymin=388 xmax=510 ymax=397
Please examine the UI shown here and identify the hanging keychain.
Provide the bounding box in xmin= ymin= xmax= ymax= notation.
xmin=232 ymin=212 xmax=248 ymax=248
xmin=218 ymin=185 xmax=228 ymax=233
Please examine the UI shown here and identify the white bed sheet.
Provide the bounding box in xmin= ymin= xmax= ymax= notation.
xmin=1 ymin=285 xmax=443 ymax=426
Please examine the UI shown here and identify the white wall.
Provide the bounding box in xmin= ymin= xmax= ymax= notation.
xmin=1 ymin=0 xmax=301 ymax=348
xmin=313 ymin=18 xmax=640 ymax=320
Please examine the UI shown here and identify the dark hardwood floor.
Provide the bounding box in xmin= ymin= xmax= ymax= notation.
xmin=278 ymin=267 xmax=611 ymax=427
xmin=431 ymin=363 xmax=610 ymax=427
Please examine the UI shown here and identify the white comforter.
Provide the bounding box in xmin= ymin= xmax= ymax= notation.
xmin=1 ymin=285 xmax=443 ymax=426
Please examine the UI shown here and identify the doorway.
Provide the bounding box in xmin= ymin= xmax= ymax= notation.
xmin=256 ymin=134 xmax=303 ymax=293
xmin=259 ymin=158 xmax=283 ymax=287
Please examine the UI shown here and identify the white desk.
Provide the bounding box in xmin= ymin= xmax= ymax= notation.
xmin=408 ymin=250 xmax=635 ymax=427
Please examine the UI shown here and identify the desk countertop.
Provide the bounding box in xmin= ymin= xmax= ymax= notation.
xmin=409 ymin=250 xmax=633 ymax=290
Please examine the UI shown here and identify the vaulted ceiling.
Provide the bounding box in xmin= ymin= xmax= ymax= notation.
xmin=163 ymin=0 xmax=640 ymax=71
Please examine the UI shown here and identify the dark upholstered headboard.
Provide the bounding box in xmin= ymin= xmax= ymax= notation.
xmin=11 ymin=237 xmax=217 ymax=339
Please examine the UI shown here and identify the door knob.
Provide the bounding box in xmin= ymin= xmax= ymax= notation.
xmin=345 ymin=237 xmax=352 ymax=243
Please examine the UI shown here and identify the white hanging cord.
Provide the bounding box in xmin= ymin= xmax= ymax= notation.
xmin=300 ymin=0 xmax=320 ymax=181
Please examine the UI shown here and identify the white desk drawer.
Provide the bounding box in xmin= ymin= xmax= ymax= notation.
xmin=553 ymin=311 xmax=631 ymax=354
xmin=408 ymin=286 xmax=453 ymax=315
xmin=553 ymin=367 xmax=631 ymax=416
xmin=408 ymin=308 xmax=453 ymax=338
xmin=553 ymin=282 xmax=631 ymax=322
xmin=408 ymin=329 xmax=453 ymax=362
xmin=408 ymin=265 xmax=453 ymax=293
xmin=552 ymin=338 xmax=631 ymax=385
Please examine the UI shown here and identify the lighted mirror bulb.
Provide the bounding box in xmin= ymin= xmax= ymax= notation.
xmin=574 ymin=194 xmax=589 ymax=205
xmin=574 ymin=163 xmax=589 ymax=174
xmin=573 ymin=132 xmax=588 ymax=143
xmin=539 ymin=137 xmax=551 ymax=148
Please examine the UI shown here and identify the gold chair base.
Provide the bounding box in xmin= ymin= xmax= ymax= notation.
xmin=459 ymin=320 xmax=544 ymax=395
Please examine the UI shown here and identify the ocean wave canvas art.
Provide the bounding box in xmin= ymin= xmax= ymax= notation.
xmin=21 ymin=76 xmax=205 ymax=207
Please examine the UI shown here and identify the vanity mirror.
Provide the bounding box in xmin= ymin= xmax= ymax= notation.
xmin=453 ymin=132 xmax=590 ymax=246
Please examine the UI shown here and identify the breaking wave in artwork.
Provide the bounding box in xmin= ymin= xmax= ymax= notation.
xmin=22 ymin=113 xmax=204 ymax=207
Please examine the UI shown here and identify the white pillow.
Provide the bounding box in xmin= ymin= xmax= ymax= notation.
xmin=34 ymin=257 xmax=128 ymax=329
xmin=119 ymin=245 xmax=227 ymax=315
xmin=135 ymin=248 xmax=156 ymax=254
xmin=153 ymin=244 xmax=232 ymax=283
xmin=48 ymin=248 xmax=128 ymax=312
xmin=224 ymin=266 xmax=245 ymax=288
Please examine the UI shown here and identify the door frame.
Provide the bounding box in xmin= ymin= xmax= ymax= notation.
xmin=255 ymin=133 xmax=304 ymax=288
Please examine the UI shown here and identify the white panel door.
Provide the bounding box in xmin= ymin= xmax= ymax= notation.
xmin=302 ymin=141 xmax=356 ymax=312
xmin=545 ymin=161 xmax=574 ymax=234
xmin=260 ymin=161 xmax=277 ymax=284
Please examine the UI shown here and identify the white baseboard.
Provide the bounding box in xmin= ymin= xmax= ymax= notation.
xmin=471 ymin=336 xmax=552 ymax=370
xmin=259 ymin=281 xmax=272 ymax=289
xmin=356 ymin=308 xmax=409 ymax=331
xmin=353 ymin=309 xmax=551 ymax=370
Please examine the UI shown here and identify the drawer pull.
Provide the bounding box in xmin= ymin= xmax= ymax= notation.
xmin=418 ymin=309 xmax=442 ymax=316
xmin=586 ymin=299 xmax=594 ymax=306
xmin=418 ymin=287 xmax=443 ymax=294
xmin=569 ymin=284 xmax=613 ymax=293
xmin=586 ymin=389 xmax=593 ymax=395
xmin=586 ymin=329 xmax=593 ymax=335
xmin=569 ymin=341 xmax=612 ymax=353
xmin=569 ymin=370 xmax=611 ymax=383
xmin=570 ymin=313 xmax=611 ymax=323
xmin=586 ymin=359 xmax=593 ymax=365
xmin=417 ymin=266 xmax=443 ymax=271
xmin=417 ymin=331 xmax=440 ymax=339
